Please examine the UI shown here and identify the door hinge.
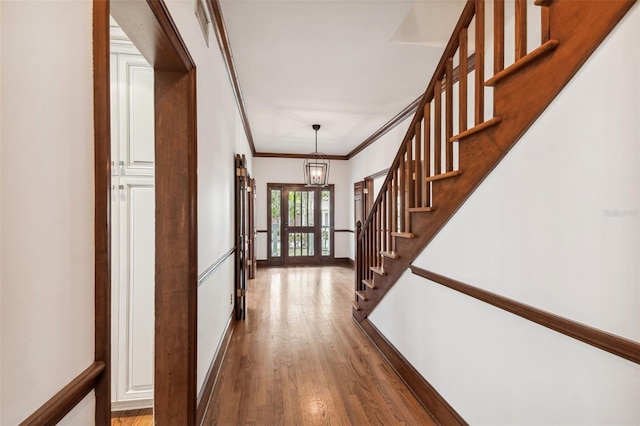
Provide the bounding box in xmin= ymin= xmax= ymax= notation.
xmin=237 ymin=288 xmax=246 ymax=297
xmin=247 ymin=259 xmax=252 ymax=266
xmin=236 ymin=167 xmax=246 ymax=176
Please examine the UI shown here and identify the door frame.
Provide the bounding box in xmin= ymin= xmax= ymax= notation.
xmin=266 ymin=183 xmax=335 ymax=266
xmin=94 ymin=1 xmax=198 ymax=424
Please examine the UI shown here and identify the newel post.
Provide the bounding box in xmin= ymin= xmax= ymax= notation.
xmin=355 ymin=220 xmax=362 ymax=296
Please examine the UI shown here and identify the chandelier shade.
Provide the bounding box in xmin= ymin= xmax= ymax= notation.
xmin=303 ymin=124 xmax=330 ymax=187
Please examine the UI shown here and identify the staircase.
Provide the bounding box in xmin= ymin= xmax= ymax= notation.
xmin=352 ymin=0 xmax=636 ymax=321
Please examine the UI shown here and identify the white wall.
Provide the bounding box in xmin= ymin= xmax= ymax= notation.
xmin=163 ymin=0 xmax=253 ymax=394
xmin=371 ymin=4 xmax=640 ymax=424
xmin=0 ymin=1 xmax=95 ymax=424
xmin=253 ymin=157 xmax=351 ymax=260
xmin=348 ymin=116 xmax=412 ymax=258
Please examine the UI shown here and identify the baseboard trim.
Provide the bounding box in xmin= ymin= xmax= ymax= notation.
xmin=111 ymin=398 xmax=153 ymax=412
xmin=196 ymin=315 xmax=236 ymax=425
xmin=357 ymin=318 xmax=468 ymax=426
xmin=257 ymin=260 xmax=268 ymax=268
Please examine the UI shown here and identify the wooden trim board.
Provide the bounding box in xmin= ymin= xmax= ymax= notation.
xmin=410 ymin=266 xmax=640 ymax=365
xmin=196 ymin=316 xmax=236 ymax=425
xmin=356 ymin=319 xmax=467 ymax=425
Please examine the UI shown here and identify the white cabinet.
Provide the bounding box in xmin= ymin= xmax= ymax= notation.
xmin=110 ymin=43 xmax=155 ymax=410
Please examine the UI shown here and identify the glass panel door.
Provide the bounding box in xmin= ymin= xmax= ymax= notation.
xmin=284 ymin=187 xmax=319 ymax=264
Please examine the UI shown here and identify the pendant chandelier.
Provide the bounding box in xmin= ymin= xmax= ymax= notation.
xmin=303 ymin=124 xmax=330 ymax=187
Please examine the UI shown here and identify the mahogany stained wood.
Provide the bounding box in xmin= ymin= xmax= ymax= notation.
xmin=424 ymin=170 xmax=463 ymax=182
xmin=459 ymin=29 xmax=469 ymax=134
xmin=203 ymin=266 xmax=437 ymax=425
xmin=20 ymin=362 xmax=106 ymax=426
xmin=93 ymin=1 xmax=111 ymax=424
xmin=450 ymin=117 xmax=502 ymax=142
xmin=154 ymin=69 xmax=198 ymax=426
xmin=474 ymin=0 xmax=485 ymax=125
xmin=410 ymin=266 xmax=640 ymax=365
xmin=445 ymin=58 xmax=454 ymax=172
xmin=494 ymin=0 xmax=505 ymax=75
xmin=485 ymin=39 xmax=559 ymax=86
xmin=515 ymin=0 xmax=528 ymax=60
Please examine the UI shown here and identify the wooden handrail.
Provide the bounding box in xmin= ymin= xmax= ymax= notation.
xmin=357 ymin=0 xmax=476 ymax=239
xmin=410 ymin=266 xmax=640 ymax=365
xmin=20 ymin=361 xmax=106 ymax=426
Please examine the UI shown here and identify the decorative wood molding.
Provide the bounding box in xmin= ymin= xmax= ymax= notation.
xmin=356 ymin=319 xmax=467 ymax=425
xmin=20 ymin=362 xmax=106 ymax=426
xmin=93 ymin=1 xmax=111 ymax=424
xmin=254 ymin=152 xmax=348 ymax=161
xmin=196 ymin=316 xmax=236 ymax=426
xmin=410 ymin=266 xmax=640 ymax=365
xmin=198 ymin=247 xmax=237 ymax=286
xmin=364 ymin=168 xmax=390 ymax=181
xmin=346 ymin=97 xmax=421 ymax=160
xmin=206 ymin=0 xmax=256 ymax=155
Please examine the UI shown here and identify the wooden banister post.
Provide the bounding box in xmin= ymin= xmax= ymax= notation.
xmin=355 ymin=220 xmax=363 ymax=296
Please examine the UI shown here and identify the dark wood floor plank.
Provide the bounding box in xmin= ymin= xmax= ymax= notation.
xmin=203 ymin=266 xmax=436 ymax=425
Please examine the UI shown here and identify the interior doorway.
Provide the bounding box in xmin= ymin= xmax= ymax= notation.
xmin=96 ymin=0 xmax=199 ymax=423
xmin=267 ymin=184 xmax=334 ymax=266
xmin=109 ymin=17 xmax=155 ymax=413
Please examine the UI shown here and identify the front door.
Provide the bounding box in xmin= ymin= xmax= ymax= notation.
xmin=284 ymin=186 xmax=319 ymax=264
xmin=267 ymin=184 xmax=334 ymax=266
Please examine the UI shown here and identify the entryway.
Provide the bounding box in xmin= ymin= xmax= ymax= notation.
xmin=266 ymin=184 xmax=334 ymax=266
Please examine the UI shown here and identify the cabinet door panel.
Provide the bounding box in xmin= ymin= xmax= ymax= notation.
xmin=117 ymin=54 xmax=154 ymax=176
xmin=114 ymin=178 xmax=155 ymax=406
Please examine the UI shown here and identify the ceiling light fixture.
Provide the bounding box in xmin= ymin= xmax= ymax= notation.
xmin=303 ymin=124 xmax=330 ymax=187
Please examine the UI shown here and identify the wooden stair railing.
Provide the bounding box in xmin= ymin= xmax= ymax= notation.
xmin=353 ymin=0 xmax=636 ymax=322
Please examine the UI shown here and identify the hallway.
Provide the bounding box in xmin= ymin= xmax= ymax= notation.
xmin=202 ymin=266 xmax=435 ymax=425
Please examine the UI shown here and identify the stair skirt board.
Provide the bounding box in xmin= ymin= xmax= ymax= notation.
xmin=356 ymin=319 xmax=468 ymax=426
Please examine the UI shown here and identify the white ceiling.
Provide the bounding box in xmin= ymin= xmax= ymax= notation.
xmin=219 ymin=0 xmax=466 ymax=156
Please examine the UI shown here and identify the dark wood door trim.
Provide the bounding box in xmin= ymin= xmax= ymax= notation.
xmin=93 ymin=1 xmax=111 ymax=424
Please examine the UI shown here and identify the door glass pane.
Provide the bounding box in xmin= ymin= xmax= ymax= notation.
xmin=288 ymin=232 xmax=314 ymax=257
xmin=270 ymin=189 xmax=281 ymax=257
xmin=307 ymin=191 xmax=314 ymax=226
xmin=321 ymin=190 xmax=330 ymax=256
xmin=301 ymin=191 xmax=308 ymax=226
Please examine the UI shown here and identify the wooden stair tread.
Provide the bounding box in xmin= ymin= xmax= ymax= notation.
xmin=362 ymin=279 xmax=376 ymax=289
xmin=380 ymin=251 xmax=400 ymax=259
xmin=351 ymin=300 xmax=360 ymax=311
xmin=486 ymin=40 xmax=559 ymax=86
xmin=391 ymin=232 xmax=415 ymax=239
xmin=407 ymin=207 xmax=435 ymax=213
xmin=450 ymin=117 xmax=502 ymax=142
xmin=370 ymin=266 xmax=387 ymax=276
xmin=534 ymin=0 xmax=554 ymax=6
xmin=424 ymin=170 xmax=462 ymax=183
xmin=355 ymin=291 xmax=368 ymax=301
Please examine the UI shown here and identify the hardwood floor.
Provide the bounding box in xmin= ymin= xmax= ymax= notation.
xmin=203 ymin=265 xmax=436 ymax=425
